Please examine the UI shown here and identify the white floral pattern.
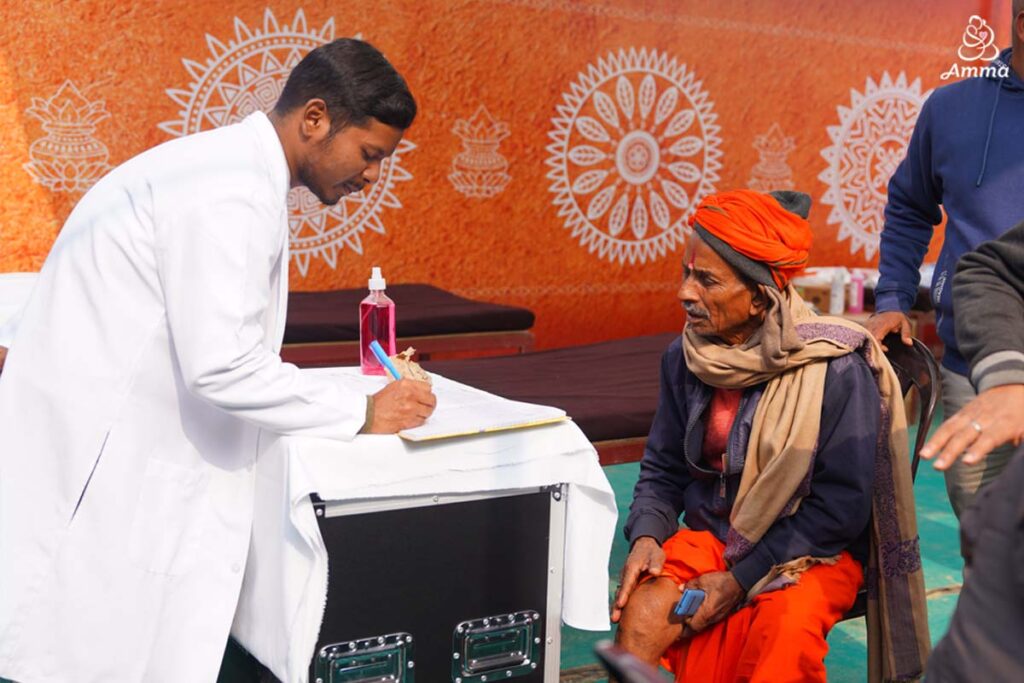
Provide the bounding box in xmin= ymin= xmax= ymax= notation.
xmin=818 ymin=72 xmax=931 ymax=259
xmin=158 ymin=8 xmax=414 ymax=276
xmin=546 ymin=48 xmax=722 ymax=265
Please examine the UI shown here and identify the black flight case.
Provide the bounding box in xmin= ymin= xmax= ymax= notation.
xmin=308 ymin=484 xmax=568 ymax=683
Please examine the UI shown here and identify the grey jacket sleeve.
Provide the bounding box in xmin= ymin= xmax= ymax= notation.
xmin=953 ymin=219 xmax=1024 ymax=392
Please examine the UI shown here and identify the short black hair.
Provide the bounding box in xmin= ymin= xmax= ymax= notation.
xmin=274 ymin=38 xmax=416 ymax=132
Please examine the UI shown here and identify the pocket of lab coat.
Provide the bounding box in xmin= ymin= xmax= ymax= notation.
xmin=128 ymin=457 xmax=210 ymax=576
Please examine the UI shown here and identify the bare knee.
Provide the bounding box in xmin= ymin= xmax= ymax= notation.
xmin=615 ymin=578 xmax=682 ymax=665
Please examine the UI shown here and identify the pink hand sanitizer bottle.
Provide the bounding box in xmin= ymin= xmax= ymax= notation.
xmin=359 ymin=266 xmax=396 ymax=375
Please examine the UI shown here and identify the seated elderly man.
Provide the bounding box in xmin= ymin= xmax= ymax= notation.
xmin=611 ymin=190 xmax=929 ymax=683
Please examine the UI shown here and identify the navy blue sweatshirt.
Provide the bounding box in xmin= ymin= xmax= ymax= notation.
xmin=877 ymin=48 xmax=1024 ymax=376
xmin=624 ymin=338 xmax=877 ymax=591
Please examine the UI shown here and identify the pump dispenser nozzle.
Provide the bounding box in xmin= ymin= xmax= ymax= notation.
xmin=368 ymin=266 xmax=387 ymax=291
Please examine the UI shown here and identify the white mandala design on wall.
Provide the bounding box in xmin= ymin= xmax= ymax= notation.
xmin=546 ymin=47 xmax=722 ymax=265
xmin=818 ymin=72 xmax=931 ymax=259
xmin=159 ymin=8 xmax=415 ymax=276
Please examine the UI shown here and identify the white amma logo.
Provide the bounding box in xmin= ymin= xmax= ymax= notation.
xmin=941 ymin=15 xmax=1009 ymax=80
xmin=957 ymin=15 xmax=999 ymax=62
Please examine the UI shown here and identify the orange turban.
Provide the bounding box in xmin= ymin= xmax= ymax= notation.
xmin=687 ymin=190 xmax=813 ymax=289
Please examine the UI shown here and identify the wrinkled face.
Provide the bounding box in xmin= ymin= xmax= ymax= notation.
xmin=678 ymin=237 xmax=766 ymax=345
xmin=298 ymin=117 xmax=404 ymax=206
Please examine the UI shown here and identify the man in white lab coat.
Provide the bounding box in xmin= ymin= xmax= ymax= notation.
xmin=0 ymin=39 xmax=434 ymax=683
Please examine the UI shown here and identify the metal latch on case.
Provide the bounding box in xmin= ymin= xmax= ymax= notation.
xmin=315 ymin=632 xmax=415 ymax=683
xmin=451 ymin=611 xmax=541 ymax=682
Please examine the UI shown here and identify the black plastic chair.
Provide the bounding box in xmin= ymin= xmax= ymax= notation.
xmin=840 ymin=333 xmax=942 ymax=622
xmin=883 ymin=333 xmax=943 ymax=480
xmin=594 ymin=640 xmax=666 ymax=683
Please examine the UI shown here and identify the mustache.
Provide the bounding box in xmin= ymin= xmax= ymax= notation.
xmin=683 ymin=304 xmax=709 ymax=320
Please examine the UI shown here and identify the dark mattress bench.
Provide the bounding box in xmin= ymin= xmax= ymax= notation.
xmin=424 ymin=332 xmax=676 ymax=465
xmin=282 ymin=284 xmax=536 ymax=366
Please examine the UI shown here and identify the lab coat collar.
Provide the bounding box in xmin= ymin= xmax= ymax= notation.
xmin=246 ymin=111 xmax=291 ymax=199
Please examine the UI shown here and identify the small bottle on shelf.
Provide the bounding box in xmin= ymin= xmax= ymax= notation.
xmin=847 ymin=270 xmax=865 ymax=314
xmin=829 ymin=268 xmax=847 ymax=316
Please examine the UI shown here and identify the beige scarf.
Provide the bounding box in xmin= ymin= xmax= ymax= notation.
xmin=683 ymin=286 xmax=930 ymax=683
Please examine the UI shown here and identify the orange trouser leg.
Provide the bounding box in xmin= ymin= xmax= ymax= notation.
xmin=656 ymin=530 xmax=863 ymax=683
xmin=655 ymin=530 xmax=730 ymax=679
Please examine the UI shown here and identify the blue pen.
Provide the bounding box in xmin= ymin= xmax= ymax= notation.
xmin=368 ymin=340 xmax=402 ymax=380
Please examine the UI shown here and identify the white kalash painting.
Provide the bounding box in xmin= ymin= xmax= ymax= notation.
xmin=448 ymin=105 xmax=512 ymax=199
xmin=748 ymin=122 xmax=796 ymax=193
xmin=23 ymin=80 xmax=113 ymax=194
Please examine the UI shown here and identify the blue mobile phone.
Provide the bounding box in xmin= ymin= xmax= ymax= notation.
xmin=674 ymin=588 xmax=706 ymax=617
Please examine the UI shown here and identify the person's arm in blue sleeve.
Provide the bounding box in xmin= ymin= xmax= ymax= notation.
xmin=729 ymin=354 xmax=878 ymax=591
xmin=876 ymin=94 xmax=944 ymax=314
xmin=624 ymin=342 xmax=693 ymax=545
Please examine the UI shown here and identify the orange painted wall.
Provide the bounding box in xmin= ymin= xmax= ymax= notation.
xmin=0 ymin=0 xmax=1009 ymax=348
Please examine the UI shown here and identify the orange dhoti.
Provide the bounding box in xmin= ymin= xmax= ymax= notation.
xmin=654 ymin=529 xmax=863 ymax=683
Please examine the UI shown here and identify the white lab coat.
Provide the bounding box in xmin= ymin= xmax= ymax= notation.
xmin=0 ymin=273 xmax=37 ymax=346
xmin=0 ymin=113 xmax=368 ymax=683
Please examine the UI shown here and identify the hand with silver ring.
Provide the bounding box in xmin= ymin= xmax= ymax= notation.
xmin=922 ymin=384 xmax=1024 ymax=470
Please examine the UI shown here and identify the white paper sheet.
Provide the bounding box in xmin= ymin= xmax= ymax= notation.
xmin=310 ymin=368 xmax=568 ymax=441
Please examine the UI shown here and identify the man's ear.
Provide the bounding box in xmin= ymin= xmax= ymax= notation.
xmin=749 ymin=284 xmax=769 ymax=315
xmin=299 ymin=98 xmax=330 ymax=142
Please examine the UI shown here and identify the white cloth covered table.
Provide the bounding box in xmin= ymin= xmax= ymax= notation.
xmin=230 ymin=370 xmax=618 ymax=683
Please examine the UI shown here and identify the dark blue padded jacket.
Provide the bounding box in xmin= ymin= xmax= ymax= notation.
xmin=624 ymin=337 xmax=878 ymax=591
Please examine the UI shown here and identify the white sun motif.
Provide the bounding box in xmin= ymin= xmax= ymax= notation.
xmin=158 ymin=8 xmax=415 ymax=276
xmin=546 ymin=47 xmax=722 ymax=265
xmin=818 ymin=72 xmax=931 ymax=259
